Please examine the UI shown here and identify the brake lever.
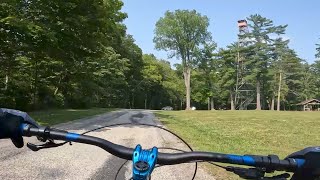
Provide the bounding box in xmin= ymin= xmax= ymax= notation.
xmin=226 ymin=166 xmax=265 ymax=179
xmin=27 ymin=140 xmax=71 ymax=151
xmin=226 ymin=166 xmax=290 ymax=180
xmin=262 ymin=173 xmax=290 ymax=180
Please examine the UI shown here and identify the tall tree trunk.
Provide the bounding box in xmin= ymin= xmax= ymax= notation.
xmin=256 ymin=80 xmax=261 ymax=110
xmin=211 ymin=97 xmax=215 ymax=110
xmin=207 ymin=97 xmax=210 ymax=110
xmin=54 ymin=76 xmax=63 ymax=95
xmin=131 ymin=92 xmax=135 ymax=109
xmin=271 ymin=95 xmax=275 ymax=110
xmin=33 ymin=59 xmax=38 ymax=108
xmin=183 ymin=67 xmax=191 ymax=110
xmin=144 ymin=94 xmax=147 ymax=109
xmin=54 ymin=87 xmax=59 ymax=95
xmin=277 ymin=72 xmax=282 ymax=111
xmin=230 ymin=92 xmax=235 ymax=110
xmin=235 ymin=51 xmax=240 ymax=106
xmin=4 ymin=74 xmax=8 ymax=90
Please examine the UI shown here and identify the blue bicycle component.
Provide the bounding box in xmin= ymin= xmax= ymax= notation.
xmin=132 ymin=144 xmax=158 ymax=180
xmin=19 ymin=124 xmax=316 ymax=179
xmin=227 ymin=155 xmax=256 ymax=165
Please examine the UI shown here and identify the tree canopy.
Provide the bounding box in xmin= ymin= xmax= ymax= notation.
xmin=0 ymin=2 xmax=319 ymax=111
xmin=154 ymin=10 xmax=212 ymax=110
xmin=316 ymin=40 xmax=320 ymax=59
xmin=0 ymin=0 xmax=183 ymax=110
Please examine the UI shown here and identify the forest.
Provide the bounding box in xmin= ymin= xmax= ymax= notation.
xmin=1 ymin=0 xmax=320 ymax=111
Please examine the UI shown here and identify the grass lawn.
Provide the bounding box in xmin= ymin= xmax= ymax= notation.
xmin=155 ymin=110 xmax=320 ymax=179
xmin=29 ymin=108 xmax=117 ymax=126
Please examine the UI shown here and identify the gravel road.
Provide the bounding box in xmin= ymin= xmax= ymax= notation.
xmin=0 ymin=109 xmax=215 ymax=180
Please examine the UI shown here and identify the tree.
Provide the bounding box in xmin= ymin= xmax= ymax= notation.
xmin=140 ymin=54 xmax=184 ymax=110
xmin=215 ymin=46 xmax=238 ymax=110
xmin=154 ymin=10 xmax=212 ymax=110
xmin=315 ymin=40 xmax=320 ymax=97
xmin=300 ymin=63 xmax=316 ymax=100
xmin=0 ymin=0 xmax=44 ymax=109
xmin=192 ymin=43 xmax=218 ymax=109
xmin=120 ymin=35 xmax=143 ymax=108
xmin=270 ymin=38 xmax=290 ymax=111
xmin=316 ymin=40 xmax=320 ymax=59
xmin=243 ymin=14 xmax=287 ymax=110
xmin=311 ymin=60 xmax=320 ymax=98
xmin=141 ymin=54 xmax=163 ymax=109
xmin=0 ymin=0 xmax=137 ymax=110
xmin=268 ymin=38 xmax=304 ymax=111
xmin=1 ymin=2 xmax=315 ymax=111
xmin=158 ymin=60 xmax=185 ymax=109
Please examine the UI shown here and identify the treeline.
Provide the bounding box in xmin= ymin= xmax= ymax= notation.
xmin=1 ymin=2 xmax=320 ymax=111
xmin=191 ymin=15 xmax=320 ymax=110
xmin=0 ymin=0 xmax=183 ymax=110
xmin=154 ymin=10 xmax=320 ymax=110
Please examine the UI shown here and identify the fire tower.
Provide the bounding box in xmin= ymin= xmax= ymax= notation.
xmin=235 ymin=20 xmax=255 ymax=110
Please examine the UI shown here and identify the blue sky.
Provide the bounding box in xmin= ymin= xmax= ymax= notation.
xmin=122 ymin=0 xmax=320 ymax=64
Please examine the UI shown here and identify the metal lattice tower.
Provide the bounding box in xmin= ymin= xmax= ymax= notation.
xmin=235 ymin=20 xmax=255 ymax=110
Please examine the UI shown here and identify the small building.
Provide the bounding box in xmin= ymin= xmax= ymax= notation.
xmin=296 ymin=99 xmax=320 ymax=111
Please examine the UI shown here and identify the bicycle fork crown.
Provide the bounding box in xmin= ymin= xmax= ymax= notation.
xmin=132 ymin=144 xmax=158 ymax=180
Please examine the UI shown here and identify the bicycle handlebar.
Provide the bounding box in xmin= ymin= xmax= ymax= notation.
xmin=21 ymin=124 xmax=304 ymax=172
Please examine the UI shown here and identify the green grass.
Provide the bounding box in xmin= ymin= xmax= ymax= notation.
xmin=29 ymin=108 xmax=117 ymax=126
xmin=155 ymin=110 xmax=320 ymax=179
